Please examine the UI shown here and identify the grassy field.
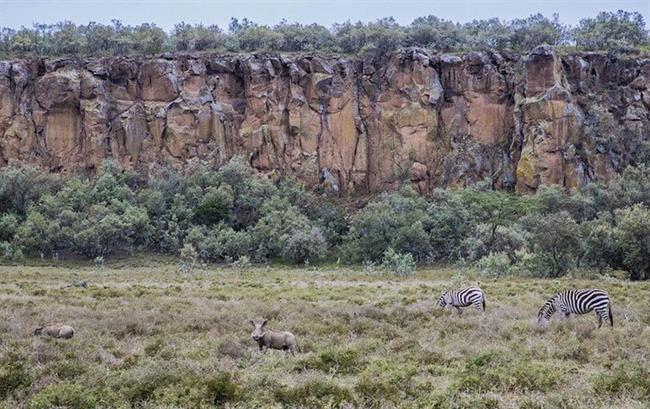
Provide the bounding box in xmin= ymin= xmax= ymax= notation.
xmin=0 ymin=261 xmax=649 ymax=408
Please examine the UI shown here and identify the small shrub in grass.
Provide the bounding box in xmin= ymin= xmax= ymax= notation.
xmin=354 ymin=360 xmax=417 ymax=406
xmin=421 ymin=392 xmax=500 ymax=409
xmin=93 ymin=255 xmax=104 ymax=268
xmin=0 ymin=353 xmax=32 ymax=399
xmin=29 ymin=382 xmax=105 ymax=409
xmin=381 ymin=248 xmax=416 ymax=276
xmin=362 ymin=259 xmax=381 ymax=275
xmin=592 ymin=363 xmax=650 ymax=398
xmin=117 ymin=363 xmax=180 ymax=404
xmin=520 ymin=399 xmax=544 ymax=409
xmin=301 ymin=346 xmax=363 ymax=374
xmin=231 ymin=255 xmax=252 ymax=270
xmin=454 ymin=352 xmax=560 ymax=393
xmin=217 ymin=338 xmax=247 ymax=359
xmin=274 ymin=379 xmax=354 ymax=408
xmin=179 ymin=242 xmax=198 ymax=274
xmin=46 ymin=359 xmax=87 ymax=380
xmin=205 ymin=372 xmax=239 ymax=405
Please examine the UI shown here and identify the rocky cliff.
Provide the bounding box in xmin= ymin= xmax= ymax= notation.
xmin=0 ymin=46 xmax=648 ymax=194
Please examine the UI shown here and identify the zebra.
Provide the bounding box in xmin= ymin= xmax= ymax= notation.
xmin=435 ymin=287 xmax=486 ymax=315
xmin=537 ymin=289 xmax=613 ymax=328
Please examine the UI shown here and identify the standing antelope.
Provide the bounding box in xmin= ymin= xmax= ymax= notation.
xmin=537 ymin=289 xmax=613 ymax=328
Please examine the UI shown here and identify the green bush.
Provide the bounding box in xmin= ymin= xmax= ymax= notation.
xmin=189 ymin=224 xmax=254 ymax=261
xmin=205 ymin=372 xmax=239 ymax=405
xmin=343 ymin=192 xmax=435 ymax=262
xmin=475 ymin=252 xmax=512 ymax=277
xmin=29 ymin=382 xmax=104 ymax=409
xmin=454 ymin=353 xmax=560 ymax=393
xmin=0 ymin=213 xmax=18 ymax=242
xmin=592 ymin=363 xmax=650 ymax=398
xmin=0 ymin=354 xmax=32 ymax=399
xmin=381 ymin=248 xmax=416 ymax=276
xmin=574 ymin=10 xmax=647 ymax=50
xmin=1 ymin=157 xmax=650 ymax=280
xmin=280 ymin=226 xmax=328 ymax=264
xmin=519 ymin=211 xmax=580 ymax=277
xmin=179 ymin=243 xmax=198 ymax=274
xmin=354 ymin=360 xmax=417 ymax=406
xmin=0 ymin=241 xmax=24 ymax=262
xmin=301 ymin=346 xmax=364 ymax=374
xmin=192 ymin=185 xmax=234 ymax=226
xmin=614 ymin=204 xmax=650 ymax=280
xmin=274 ymin=379 xmax=354 ymax=408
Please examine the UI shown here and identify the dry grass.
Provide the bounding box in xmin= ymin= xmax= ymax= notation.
xmin=0 ymin=261 xmax=648 ymax=408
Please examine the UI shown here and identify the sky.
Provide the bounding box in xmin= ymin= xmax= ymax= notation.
xmin=0 ymin=0 xmax=648 ymax=30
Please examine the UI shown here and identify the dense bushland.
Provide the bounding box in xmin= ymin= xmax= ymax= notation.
xmin=1 ymin=159 xmax=649 ymax=280
xmin=0 ymin=10 xmax=647 ymax=58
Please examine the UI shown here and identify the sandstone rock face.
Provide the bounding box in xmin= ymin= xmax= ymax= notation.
xmin=0 ymin=49 xmax=648 ymax=194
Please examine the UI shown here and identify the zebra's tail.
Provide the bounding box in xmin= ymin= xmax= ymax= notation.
xmin=482 ymin=295 xmax=486 ymax=312
xmin=608 ymin=302 xmax=613 ymax=327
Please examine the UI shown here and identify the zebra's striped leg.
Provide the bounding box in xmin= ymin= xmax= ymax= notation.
xmin=474 ymin=302 xmax=483 ymax=312
xmin=597 ymin=312 xmax=603 ymax=329
xmin=454 ymin=306 xmax=462 ymax=316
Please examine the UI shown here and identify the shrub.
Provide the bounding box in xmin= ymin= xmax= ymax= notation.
xmin=275 ymin=379 xmax=354 ymax=408
xmin=193 ymin=225 xmax=254 ymax=261
xmin=343 ymin=192 xmax=433 ymax=262
xmin=0 ymin=354 xmax=31 ymax=399
xmin=0 ymin=213 xmax=18 ymax=242
xmin=454 ymin=353 xmax=560 ymax=393
xmin=0 ymin=241 xmax=24 ymax=262
xmin=232 ymin=255 xmax=252 ymax=270
xmin=577 ymin=213 xmax=619 ymax=272
xmin=475 ymin=252 xmax=512 ymax=277
xmin=519 ymin=211 xmax=580 ymax=277
xmin=280 ymin=226 xmax=328 ymax=264
xmin=302 ymin=346 xmax=364 ymax=374
xmin=574 ymin=10 xmax=647 ymax=50
xmin=614 ymin=204 xmax=650 ymax=280
xmin=354 ymin=360 xmax=417 ymax=406
xmin=115 ymin=362 xmax=181 ymax=404
xmin=592 ymin=363 xmax=650 ymax=398
xmin=509 ymin=249 xmax=552 ymax=277
xmin=381 ymin=248 xmax=416 ymax=276
xmin=0 ymin=165 xmax=62 ymax=215
xmin=192 ymin=185 xmax=234 ymax=226
xmin=205 ymin=372 xmax=239 ymax=405
xmin=179 ymin=243 xmax=198 ymax=274
xmin=29 ymin=382 xmax=104 ymax=409
xmin=463 ymin=223 xmax=526 ymax=262
xmin=251 ymin=199 xmax=322 ymax=261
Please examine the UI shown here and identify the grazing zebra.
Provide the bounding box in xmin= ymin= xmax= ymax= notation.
xmin=537 ymin=289 xmax=613 ymax=328
xmin=435 ymin=287 xmax=486 ymax=315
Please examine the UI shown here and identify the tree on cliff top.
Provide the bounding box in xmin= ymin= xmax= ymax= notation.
xmin=0 ymin=11 xmax=648 ymax=58
xmin=574 ymin=10 xmax=648 ymax=50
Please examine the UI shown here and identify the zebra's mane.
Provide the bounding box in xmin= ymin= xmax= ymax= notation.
xmin=538 ymin=294 xmax=558 ymax=317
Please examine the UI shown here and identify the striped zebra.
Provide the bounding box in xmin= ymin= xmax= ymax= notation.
xmin=537 ymin=289 xmax=613 ymax=328
xmin=435 ymin=287 xmax=486 ymax=315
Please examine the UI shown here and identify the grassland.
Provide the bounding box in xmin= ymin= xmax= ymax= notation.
xmin=0 ymin=260 xmax=648 ymax=408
